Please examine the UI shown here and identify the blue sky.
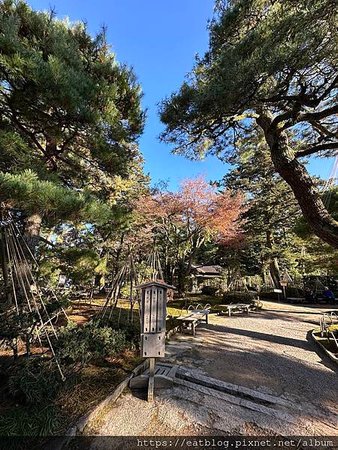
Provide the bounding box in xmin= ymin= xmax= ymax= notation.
xmin=28 ymin=0 xmax=332 ymax=190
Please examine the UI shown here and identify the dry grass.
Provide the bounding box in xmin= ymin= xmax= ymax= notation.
xmin=56 ymin=365 xmax=127 ymax=424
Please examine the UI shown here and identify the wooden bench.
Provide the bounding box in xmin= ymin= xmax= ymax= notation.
xmin=287 ymin=297 xmax=305 ymax=304
xmin=177 ymin=307 xmax=210 ymax=336
xmin=219 ymin=303 xmax=251 ymax=317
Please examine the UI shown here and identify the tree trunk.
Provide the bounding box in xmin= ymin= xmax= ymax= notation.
xmin=269 ymin=258 xmax=281 ymax=289
xmin=24 ymin=213 xmax=42 ymax=256
xmin=113 ymin=232 xmax=125 ymax=277
xmin=177 ymin=260 xmax=187 ymax=296
xmin=257 ymin=111 xmax=338 ymax=248
xmin=266 ymin=229 xmax=281 ymax=289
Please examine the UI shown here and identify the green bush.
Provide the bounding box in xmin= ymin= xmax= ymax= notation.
xmin=201 ymin=286 xmax=219 ymax=296
xmin=55 ymin=322 xmax=127 ymax=365
xmin=101 ymin=316 xmax=140 ymax=349
xmin=285 ymin=286 xmax=304 ymax=298
xmin=114 ymin=321 xmax=139 ymax=348
xmin=222 ymin=291 xmax=257 ymax=304
xmin=259 ymin=291 xmax=280 ymax=300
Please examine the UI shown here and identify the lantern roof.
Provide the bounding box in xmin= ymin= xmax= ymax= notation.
xmin=136 ymin=280 xmax=176 ymax=290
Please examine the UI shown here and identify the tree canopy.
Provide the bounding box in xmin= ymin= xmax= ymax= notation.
xmin=0 ymin=0 xmax=146 ymax=227
xmin=160 ymin=0 xmax=338 ymax=247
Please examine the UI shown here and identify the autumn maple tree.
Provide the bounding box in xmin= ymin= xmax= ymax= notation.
xmin=131 ymin=177 xmax=243 ymax=292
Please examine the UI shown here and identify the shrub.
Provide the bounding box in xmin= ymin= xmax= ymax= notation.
xmin=285 ymin=286 xmax=304 ymax=298
xmin=259 ymin=291 xmax=280 ymax=300
xmin=222 ymin=291 xmax=257 ymax=304
xmin=201 ymin=286 xmax=219 ymax=296
xmin=102 ymin=317 xmax=140 ymax=348
xmin=55 ymin=322 xmax=127 ymax=365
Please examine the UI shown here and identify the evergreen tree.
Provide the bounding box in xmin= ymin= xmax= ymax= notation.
xmin=160 ymin=0 xmax=338 ymax=247
xmin=0 ymin=0 xmax=146 ymax=249
xmin=223 ymin=132 xmax=338 ymax=284
xmin=223 ymin=131 xmax=301 ymax=286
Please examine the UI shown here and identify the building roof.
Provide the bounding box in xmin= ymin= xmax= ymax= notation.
xmin=192 ymin=265 xmax=223 ymax=276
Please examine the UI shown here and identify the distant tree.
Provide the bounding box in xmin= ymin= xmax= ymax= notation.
xmin=294 ymin=186 xmax=338 ymax=275
xmin=160 ymin=0 xmax=338 ymax=247
xmin=223 ymin=131 xmax=302 ymax=287
xmin=132 ymin=177 xmax=243 ymax=292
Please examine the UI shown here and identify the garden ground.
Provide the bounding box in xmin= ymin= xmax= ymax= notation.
xmin=84 ymin=301 xmax=338 ymax=439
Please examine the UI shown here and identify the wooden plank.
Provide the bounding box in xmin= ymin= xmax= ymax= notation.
xmin=177 ymin=317 xmax=198 ymax=323
xmin=141 ymin=332 xmax=165 ymax=358
xmin=167 ymin=364 xmax=179 ymax=379
xmin=174 ymin=378 xmax=299 ymax=425
xmin=157 ymin=367 xmax=166 ymax=376
xmin=176 ymin=368 xmax=295 ymax=409
xmin=156 ymin=288 xmax=165 ymax=332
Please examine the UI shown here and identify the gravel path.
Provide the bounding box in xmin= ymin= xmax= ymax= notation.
xmin=86 ymin=301 xmax=338 ymax=438
xmin=166 ymin=302 xmax=338 ymax=407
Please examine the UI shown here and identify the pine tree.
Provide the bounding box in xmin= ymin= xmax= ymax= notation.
xmin=160 ymin=0 xmax=338 ymax=247
xmin=0 ymin=0 xmax=146 ymax=250
xmin=223 ymin=132 xmax=301 ymax=286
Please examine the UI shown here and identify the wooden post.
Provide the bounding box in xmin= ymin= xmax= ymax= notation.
xmin=148 ymin=357 xmax=155 ymax=402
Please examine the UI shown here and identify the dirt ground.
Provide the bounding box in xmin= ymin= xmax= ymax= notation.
xmin=85 ymin=301 xmax=338 ymax=439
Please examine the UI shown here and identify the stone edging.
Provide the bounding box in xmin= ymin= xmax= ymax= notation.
xmin=52 ymin=324 xmax=180 ymax=449
xmin=166 ymin=325 xmax=181 ymax=339
xmin=311 ymin=330 xmax=338 ymax=365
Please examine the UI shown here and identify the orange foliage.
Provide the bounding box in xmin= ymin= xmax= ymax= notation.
xmin=133 ymin=176 xmax=244 ymax=246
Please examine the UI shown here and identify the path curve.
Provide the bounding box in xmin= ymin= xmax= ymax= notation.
xmin=85 ymin=301 xmax=338 ymax=439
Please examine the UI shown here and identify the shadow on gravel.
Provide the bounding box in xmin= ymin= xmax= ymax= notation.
xmin=253 ymin=310 xmax=319 ymax=322
xmin=171 ymin=324 xmax=338 ymax=416
xmin=204 ymin=323 xmax=311 ymax=351
xmin=262 ymin=309 xmax=337 ymax=315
